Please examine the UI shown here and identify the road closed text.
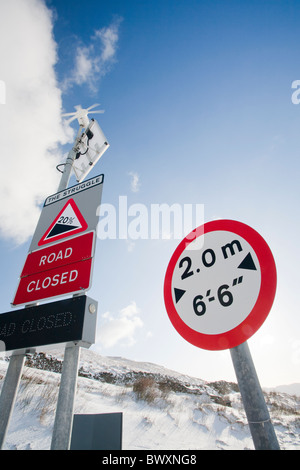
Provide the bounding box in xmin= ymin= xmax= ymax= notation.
xmin=0 ymin=296 xmax=90 ymax=351
xmin=27 ymin=269 xmax=78 ymax=292
xmin=12 ymin=258 xmax=93 ymax=305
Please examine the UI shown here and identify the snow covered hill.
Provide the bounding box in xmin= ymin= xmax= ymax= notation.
xmin=266 ymin=383 xmax=300 ymax=397
xmin=0 ymin=348 xmax=299 ymax=450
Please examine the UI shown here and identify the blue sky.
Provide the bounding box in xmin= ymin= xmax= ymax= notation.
xmin=0 ymin=0 xmax=300 ymax=387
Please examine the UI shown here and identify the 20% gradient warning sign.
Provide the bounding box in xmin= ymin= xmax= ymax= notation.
xmin=164 ymin=219 xmax=277 ymax=351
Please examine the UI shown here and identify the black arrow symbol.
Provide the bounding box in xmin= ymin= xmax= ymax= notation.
xmin=238 ymin=252 xmax=257 ymax=271
xmin=174 ymin=288 xmax=186 ymax=303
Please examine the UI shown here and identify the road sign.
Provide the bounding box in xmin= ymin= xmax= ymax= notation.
xmin=20 ymin=231 xmax=94 ymax=277
xmin=38 ymin=198 xmax=88 ymax=246
xmin=29 ymin=174 xmax=103 ymax=252
xmin=12 ymin=258 xmax=93 ymax=306
xmin=164 ymin=219 xmax=277 ymax=350
xmin=12 ymin=231 xmax=95 ymax=306
xmin=12 ymin=175 xmax=103 ymax=306
xmin=0 ymin=295 xmax=97 ymax=352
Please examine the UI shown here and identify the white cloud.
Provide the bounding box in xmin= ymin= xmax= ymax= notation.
xmin=73 ymin=47 xmax=93 ymax=85
xmin=0 ymin=0 xmax=73 ymax=245
xmin=0 ymin=2 xmax=121 ymax=246
xmin=95 ymin=22 xmax=121 ymax=62
xmin=63 ymin=18 xmax=122 ymax=92
xmin=128 ymin=171 xmax=141 ymax=192
xmin=97 ymin=301 xmax=143 ymax=349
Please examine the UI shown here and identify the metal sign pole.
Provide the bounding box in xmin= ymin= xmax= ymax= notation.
xmin=50 ymin=126 xmax=84 ymax=450
xmin=50 ymin=344 xmax=81 ymax=450
xmin=164 ymin=219 xmax=280 ymax=450
xmin=230 ymin=341 xmax=280 ymax=450
xmin=0 ymin=110 xmax=106 ymax=449
xmin=0 ymin=352 xmax=26 ymax=449
xmin=56 ymin=126 xmax=83 ymax=193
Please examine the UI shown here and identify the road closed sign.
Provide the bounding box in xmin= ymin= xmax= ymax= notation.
xmin=164 ymin=219 xmax=277 ymax=350
xmin=12 ymin=175 xmax=103 ymax=306
xmin=12 ymin=232 xmax=95 ymax=306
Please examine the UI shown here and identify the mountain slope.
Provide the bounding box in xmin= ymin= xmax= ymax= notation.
xmin=0 ymin=349 xmax=299 ymax=450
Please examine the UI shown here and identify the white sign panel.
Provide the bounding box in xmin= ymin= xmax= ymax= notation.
xmin=29 ymin=175 xmax=104 ymax=252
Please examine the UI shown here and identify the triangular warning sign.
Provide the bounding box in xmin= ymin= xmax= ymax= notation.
xmin=38 ymin=199 xmax=88 ymax=246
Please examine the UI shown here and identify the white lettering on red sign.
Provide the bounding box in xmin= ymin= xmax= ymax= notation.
xmin=39 ymin=247 xmax=73 ymax=266
xmin=27 ymin=269 xmax=78 ymax=293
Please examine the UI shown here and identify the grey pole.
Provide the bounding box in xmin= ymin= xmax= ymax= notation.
xmin=0 ymin=352 xmax=26 ymax=449
xmin=230 ymin=341 xmax=280 ymax=450
xmin=57 ymin=125 xmax=83 ymax=193
xmin=50 ymin=344 xmax=81 ymax=450
xmin=50 ymin=124 xmax=84 ymax=450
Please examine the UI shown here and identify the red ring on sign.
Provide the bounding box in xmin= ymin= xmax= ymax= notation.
xmin=163 ymin=220 xmax=277 ymax=350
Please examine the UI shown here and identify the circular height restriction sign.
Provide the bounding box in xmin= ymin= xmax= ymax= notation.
xmin=164 ymin=220 xmax=277 ymax=350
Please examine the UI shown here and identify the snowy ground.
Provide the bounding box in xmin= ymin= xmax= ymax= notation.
xmin=0 ymin=349 xmax=299 ymax=451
